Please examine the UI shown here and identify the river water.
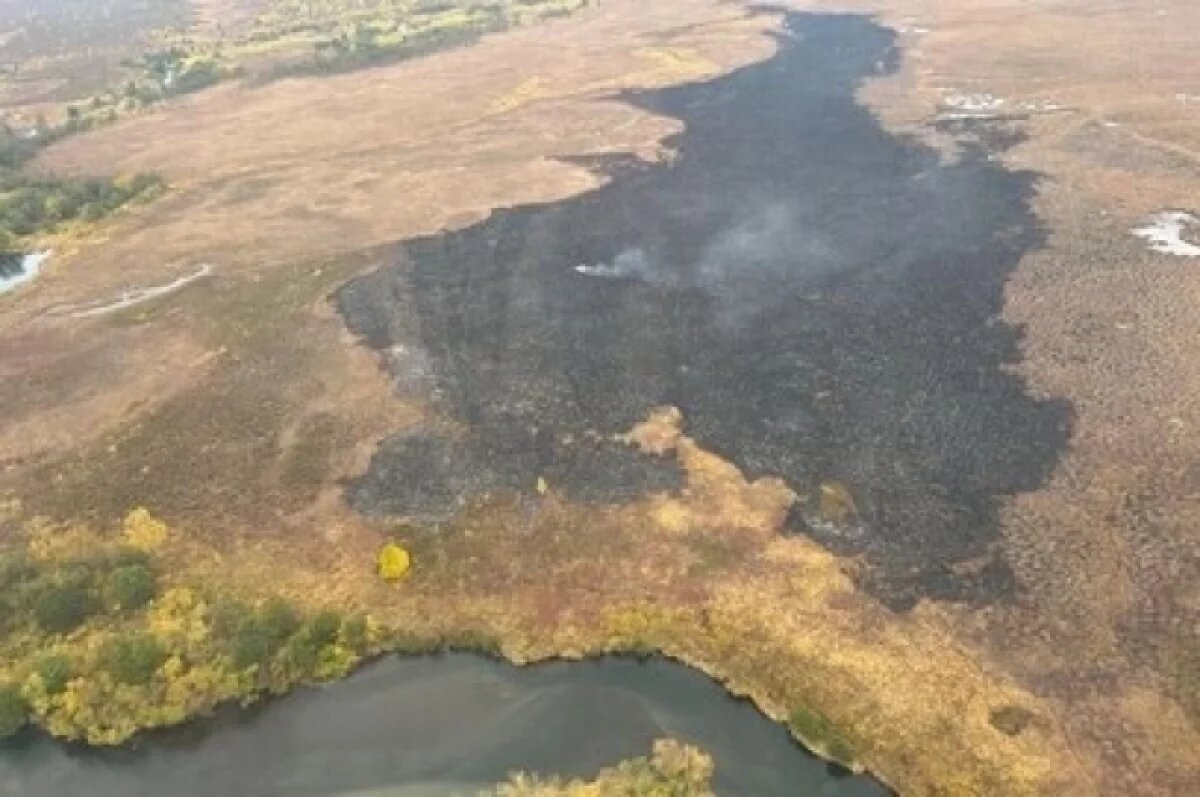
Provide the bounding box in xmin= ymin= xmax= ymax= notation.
xmin=0 ymin=252 xmax=49 ymax=296
xmin=0 ymin=654 xmax=887 ymax=796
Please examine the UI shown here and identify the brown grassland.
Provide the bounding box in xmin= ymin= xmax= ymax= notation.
xmin=2 ymin=0 xmax=1199 ymax=794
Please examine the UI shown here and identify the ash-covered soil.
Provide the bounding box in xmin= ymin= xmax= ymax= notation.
xmin=337 ymin=12 xmax=1070 ymax=610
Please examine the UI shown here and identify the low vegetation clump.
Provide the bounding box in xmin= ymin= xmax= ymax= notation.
xmin=0 ymin=511 xmax=385 ymax=744
xmin=100 ymin=632 xmax=168 ymax=685
xmin=121 ymin=507 xmax=170 ymax=552
xmin=0 ymin=683 xmax=27 ymax=739
xmin=246 ymin=0 xmax=591 ymax=77
xmin=0 ymin=0 xmax=594 ymax=261
xmin=0 ymin=2 xmax=588 ymax=252
xmin=0 ymin=126 xmax=162 ymax=253
xmin=33 ymin=654 xmax=73 ymax=696
xmin=2 ymin=0 xmax=591 ymax=152
xmin=31 ymin=580 xmax=93 ymax=634
xmin=487 ymin=739 xmax=715 ymax=796
xmin=105 ymin=563 xmax=157 ymax=612
xmin=786 ymin=705 xmax=858 ymax=767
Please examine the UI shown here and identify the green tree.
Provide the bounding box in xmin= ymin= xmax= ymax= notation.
xmin=33 ymin=583 xmax=93 ymax=633
xmin=105 ymin=563 xmax=156 ymax=611
xmin=0 ymin=684 xmax=26 ymax=739
xmin=100 ymin=633 xmax=166 ymax=685
xmin=207 ymin=598 xmax=245 ymax=639
xmin=340 ymin=616 xmax=368 ymax=650
xmin=35 ymin=653 xmax=73 ymax=695
xmin=0 ymin=552 xmax=36 ymax=589
xmin=282 ymin=631 xmax=321 ymax=673
xmin=230 ymin=600 xmax=299 ymax=669
xmin=305 ymin=611 xmax=342 ymax=649
xmin=280 ymin=610 xmax=343 ymax=675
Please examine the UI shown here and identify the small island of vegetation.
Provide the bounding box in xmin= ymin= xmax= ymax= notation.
xmin=489 ymin=739 xmax=716 ymax=796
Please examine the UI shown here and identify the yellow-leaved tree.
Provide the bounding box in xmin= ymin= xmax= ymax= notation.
xmin=122 ymin=507 xmax=169 ymax=552
xmin=376 ymin=542 xmax=411 ymax=582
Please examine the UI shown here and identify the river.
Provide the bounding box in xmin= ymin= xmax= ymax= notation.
xmin=0 ymin=252 xmax=50 ymax=296
xmin=0 ymin=654 xmax=887 ymax=796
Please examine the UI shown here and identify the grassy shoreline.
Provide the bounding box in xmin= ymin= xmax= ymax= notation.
xmin=0 ymin=508 xmax=872 ymax=784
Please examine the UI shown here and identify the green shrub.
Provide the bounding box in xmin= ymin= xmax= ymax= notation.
xmin=0 ymin=552 xmax=37 ymax=589
xmin=33 ymin=583 xmax=93 ymax=633
xmin=340 ymin=616 xmax=368 ymax=650
xmin=0 ymin=684 xmax=26 ymax=739
xmin=230 ymin=600 xmax=300 ymax=669
xmin=305 ymin=611 xmax=342 ymax=649
xmin=260 ymin=599 xmax=300 ymax=642
xmin=100 ymin=633 xmax=166 ymax=685
xmin=280 ymin=610 xmax=344 ymax=674
xmin=208 ymin=598 xmax=247 ymax=640
xmin=282 ymin=632 xmax=322 ymax=673
xmin=231 ymin=621 xmax=276 ymax=669
xmin=105 ymin=563 xmax=156 ymax=611
xmin=0 ymin=170 xmax=163 ymax=242
xmin=441 ymin=629 xmax=502 ymax=655
xmin=170 ymin=60 xmax=221 ymax=95
xmin=106 ymin=547 xmax=152 ymax=569
xmin=787 ymin=705 xmax=857 ymax=765
xmin=35 ymin=653 xmax=73 ymax=695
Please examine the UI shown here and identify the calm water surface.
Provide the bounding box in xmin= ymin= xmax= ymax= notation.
xmin=0 ymin=654 xmax=888 ymax=796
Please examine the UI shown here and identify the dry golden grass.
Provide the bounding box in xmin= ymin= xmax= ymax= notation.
xmin=102 ymin=407 xmax=1084 ymax=794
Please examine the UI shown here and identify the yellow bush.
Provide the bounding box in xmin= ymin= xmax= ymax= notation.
xmin=122 ymin=508 xmax=169 ymax=552
xmin=376 ymin=542 xmax=411 ymax=582
xmin=315 ymin=644 xmax=357 ymax=680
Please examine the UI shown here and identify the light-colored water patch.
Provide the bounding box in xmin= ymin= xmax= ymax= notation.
xmin=0 ymin=251 xmax=51 ymax=296
xmin=51 ymin=264 xmax=213 ymax=318
xmin=1132 ymin=211 xmax=1200 ymax=257
xmin=1017 ymin=99 xmax=1066 ymax=113
xmin=939 ymin=91 xmax=1005 ymax=115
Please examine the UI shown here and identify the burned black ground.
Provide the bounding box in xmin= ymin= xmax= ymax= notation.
xmin=337 ymin=12 xmax=1070 ymax=609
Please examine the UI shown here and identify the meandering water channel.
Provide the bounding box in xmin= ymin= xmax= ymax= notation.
xmin=0 ymin=654 xmax=888 ymax=796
